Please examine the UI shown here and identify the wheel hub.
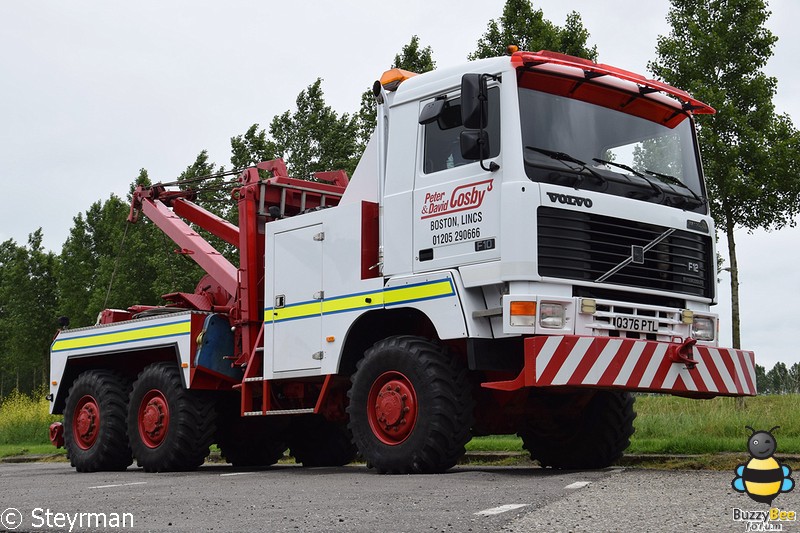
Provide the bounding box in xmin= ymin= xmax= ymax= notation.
xmin=73 ymin=396 xmax=99 ymax=450
xmin=139 ymin=390 xmax=169 ymax=448
xmin=368 ymin=373 xmax=418 ymax=445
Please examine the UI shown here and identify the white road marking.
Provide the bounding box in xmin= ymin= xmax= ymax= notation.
xmin=475 ymin=504 xmax=529 ymax=516
xmin=88 ymin=481 xmax=147 ymax=489
xmin=564 ymin=481 xmax=591 ymax=490
xmin=220 ymin=472 xmax=255 ymax=477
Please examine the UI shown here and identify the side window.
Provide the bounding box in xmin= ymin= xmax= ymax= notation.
xmin=423 ymin=87 xmax=500 ymax=174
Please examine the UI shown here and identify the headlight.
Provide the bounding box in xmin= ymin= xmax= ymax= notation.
xmin=539 ymin=303 xmax=565 ymax=329
xmin=691 ymin=316 xmax=715 ymax=341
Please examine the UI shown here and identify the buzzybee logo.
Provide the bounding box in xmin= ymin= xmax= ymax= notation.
xmin=732 ymin=426 xmax=795 ymax=505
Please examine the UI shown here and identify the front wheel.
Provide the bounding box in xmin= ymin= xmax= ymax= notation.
xmin=519 ymin=390 xmax=636 ymax=469
xmin=347 ymin=336 xmax=473 ymax=474
xmin=63 ymin=370 xmax=132 ymax=472
xmin=127 ymin=363 xmax=216 ymax=472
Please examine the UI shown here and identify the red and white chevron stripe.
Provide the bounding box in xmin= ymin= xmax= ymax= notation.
xmin=483 ymin=335 xmax=756 ymax=397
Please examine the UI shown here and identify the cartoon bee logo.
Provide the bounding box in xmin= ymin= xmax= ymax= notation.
xmin=732 ymin=426 xmax=795 ymax=505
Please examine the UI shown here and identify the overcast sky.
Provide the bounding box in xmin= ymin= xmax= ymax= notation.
xmin=1 ymin=1 xmax=798 ymax=371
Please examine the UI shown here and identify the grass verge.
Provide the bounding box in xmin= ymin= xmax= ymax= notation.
xmin=629 ymin=394 xmax=800 ymax=454
xmin=0 ymin=444 xmax=66 ymax=459
xmin=0 ymin=389 xmax=60 ymax=447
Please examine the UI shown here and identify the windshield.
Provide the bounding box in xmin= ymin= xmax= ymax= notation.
xmin=518 ymin=85 xmax=707 ymax=213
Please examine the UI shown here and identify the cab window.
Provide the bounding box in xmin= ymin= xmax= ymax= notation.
xmin=423 ymin=87 xmax=500 ymax=174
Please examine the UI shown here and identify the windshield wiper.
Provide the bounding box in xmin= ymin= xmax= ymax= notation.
xmin=525 ymin=146 xmax=606 ymax=188
xmin=592 ymin=157 xmax=662 ymax=197
xmin=645 ymin=169 xmax=706 ymax=205
xmin=529 ymin=146 xmax=587 ymax=166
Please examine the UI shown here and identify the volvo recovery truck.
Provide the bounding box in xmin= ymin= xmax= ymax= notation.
xmin=48 ymin=50 xmax=756 ymax=474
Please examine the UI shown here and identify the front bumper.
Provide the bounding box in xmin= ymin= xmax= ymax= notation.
xmin=482 ymin=335 xmax=756 ymax=397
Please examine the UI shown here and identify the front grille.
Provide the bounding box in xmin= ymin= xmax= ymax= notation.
xmin=537 ymin=207 xmax=713 ymax=298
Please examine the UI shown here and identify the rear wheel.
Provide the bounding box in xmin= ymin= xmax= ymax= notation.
xmin=519 ymin=391 xmax=636 ymax=469
xmin=288 ymin=415 xmax=356 ymax=467
xmin=127 ymin=362 xmax=216 ymax=472
xmin=347 ymin=336 xmax=473 ymax=474
xmin=63 ymin=370 xmax=132 ymax=472
xmin=216 ymin=399 xmax=288 ymax=467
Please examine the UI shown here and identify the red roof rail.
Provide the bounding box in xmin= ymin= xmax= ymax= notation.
xmin=511 ymin=50 xmax=715 ymax=115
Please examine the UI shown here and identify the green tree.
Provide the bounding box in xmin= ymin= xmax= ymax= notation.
xmin=393 ymin=35 xmax=436 ymax=73
xmin=85 ymin=193 xmax=162 ymax=314
xmin=754 ymin=363 xmax=769 ymax=394
xmin=649 ymin=0 xmax=800 ymax=350
xmin=356 ymin=35 xmax=437 ymax=152
xmin=767 ymin=362 xmax=790 ymax=394
xmin=269 ymin=79 xmax=360 ymax=178
xmin=173 ymin=150 xmax=234 ymax=222
xmin=788 ymin=362 xmax=800 ymax=394
xmin=230 ymin=124 xmax=276 ymax=170
xmin=57 ymin=213 xmax=98 ymax=327
xmin=469 ymin=0 xmax=597 ymax=60
xmin=0 ymin=231 xmax=58 ymax=395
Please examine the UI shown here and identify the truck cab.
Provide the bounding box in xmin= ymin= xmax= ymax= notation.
xmin=380 ymin=51 xmax=716 ymax=343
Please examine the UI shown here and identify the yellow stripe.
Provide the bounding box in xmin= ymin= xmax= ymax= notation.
xmin=384 ymin=280 xmax=453 ymax=305
xmin=52 ymin=320 xmax=191 ymax=352
xmin=264 ymin=279 xmax=454 ymax=323
xmin=271 ymin=301 xmax=322 ymax=322
xmin=322 ymin=292 xmax=384 ymax=314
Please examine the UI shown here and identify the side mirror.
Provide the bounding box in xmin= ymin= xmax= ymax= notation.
xmin=461 ymin=73 xmax=488 ymax=129
xmin=460 ymin=130 xmax=490 ymax=161
xmin=418 ymin=99 xmax=445 ymax=125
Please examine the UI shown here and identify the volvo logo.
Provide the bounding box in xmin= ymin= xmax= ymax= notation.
xmin=547 ymin=192 xmax=593 ymax=208
xmin=596 ymin=228 xmax=676 ymax=283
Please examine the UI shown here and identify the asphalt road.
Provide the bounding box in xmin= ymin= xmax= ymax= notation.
xmin=1 ymin=461 xmax=798 ymax=532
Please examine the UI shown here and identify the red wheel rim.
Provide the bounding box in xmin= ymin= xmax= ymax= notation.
xmin=138 ymin=389 xmax=170 ymax=448
xmin=367 ymin=371 xmax=418 ymax=445
xmin=72 ymin=395 xmax=100 ymax=450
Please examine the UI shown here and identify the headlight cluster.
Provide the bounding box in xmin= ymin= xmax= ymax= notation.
xmin=539 ymin=303 xmax=565 ymax=329
xmin=691 ymin=316 xmax=715 ymax=341
xmin=508 ymin=301 xmax=566 ymax=329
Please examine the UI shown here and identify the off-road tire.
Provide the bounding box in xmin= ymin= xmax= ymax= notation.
xmin=519 ymin=391 xmax=636 ymax=469
xmin=127 ymin=362 xmax=216 ymax=472
xmin=215 ymin=400 xmax=288 ymax=467
xmin=347 ymin=335 xmax=473 ymax=474
xmin=288 ymin=415 xmax=357 ymax=467
xmin=63 ymin=370 xmax=133 ymax=472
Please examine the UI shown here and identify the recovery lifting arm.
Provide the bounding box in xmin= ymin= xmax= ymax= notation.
xmin=126 ymin=159 xmax=348 ymax=362
xmin=128 ymin=187 xmax=240 ymax=297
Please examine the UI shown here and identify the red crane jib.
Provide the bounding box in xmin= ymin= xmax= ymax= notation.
xmin=126 ymin=158 xmax=348 ymax=320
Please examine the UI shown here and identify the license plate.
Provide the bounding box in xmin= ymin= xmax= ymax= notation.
xmin=610 ymin=315 xmax=659 ymax=333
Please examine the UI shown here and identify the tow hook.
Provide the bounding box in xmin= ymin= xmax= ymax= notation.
xmin=668 ymin=337 xmax=699 ymax=369
xmin=49 ymin=422 xmax=65 ymax=448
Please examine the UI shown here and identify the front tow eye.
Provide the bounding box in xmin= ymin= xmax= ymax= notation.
xmin=668 ymin=338 xmax=699 ymax=369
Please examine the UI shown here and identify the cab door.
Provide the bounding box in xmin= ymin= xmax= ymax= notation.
xmin=413 ymin=87 xmax=502 ymax=273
